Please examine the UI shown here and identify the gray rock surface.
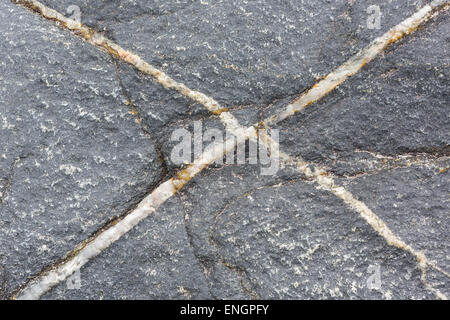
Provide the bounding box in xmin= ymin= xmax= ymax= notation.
xmin=0 ymin=1 xmax=164 ymax=297
xmin=113 ymin=60 xmax=227 ymax=173
xmin=40 ymin=0 xmax=431 ymax=108
xmin=178 ymin=165 xmax=438 ymax=299
xmin=42 ymin=163 xmax=446 ymax=299
xmin=342 ymin=160 xmax=450 ymax=297
xmin=273 ymin=9 xmax=449 ymax=176
xmin=1 ymin=0 xmax=448 ymax=300
xmin=42 ymin=196 xmax=212 ymax=300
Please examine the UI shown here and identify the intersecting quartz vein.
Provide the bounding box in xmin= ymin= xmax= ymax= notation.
xmin=12 ymin=0 xmax=449 ymax=300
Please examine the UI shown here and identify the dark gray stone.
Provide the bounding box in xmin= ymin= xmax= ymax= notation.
xmin=40 ymin=0 xmax=429 ymax=109
xmin=341 ymin=159 xmax=450 ymax=297
xmin=273 ymin=10 xmax=449 ymax=175
xmin=113 ymin=60 xmax=227 ymax=174
xmin=178 ymin=164 xmax=435 ymax=299
xmin=3 ymin=0 xmax=449 ymax=300
xmin=40 ymin=0 xmax=199 ymax=29
xmin=0 ymin=1 xmax=163 ymax=297
xmin=42 ymin=196 xmax=212 ymax=300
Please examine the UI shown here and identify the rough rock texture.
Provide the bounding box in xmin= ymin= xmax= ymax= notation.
xmin=273 ymin=9 xmax=449 ymax=176
xmin=113 ymin=60 xmax=228 ymax=173
xmin=341 ymin=160 xmax=450 ymax=297
xmin=42 ymin=196 xmax=212 ymax=300
xmin=178 ymin=165 xmax=438 ymax=299
xmin=0 ymin=1 xmax=165 ymax=297
xmin=1 ymin=0 xmax=449 ymax=300
xmin=40 ymin=0 xmax=431 ymax=108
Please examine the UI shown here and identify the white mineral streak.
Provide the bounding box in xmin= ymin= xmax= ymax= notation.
xmin=262 ymin=1 xmax=443 ymax=126
xmin=15 ymin=0 xmax=449 ymax=300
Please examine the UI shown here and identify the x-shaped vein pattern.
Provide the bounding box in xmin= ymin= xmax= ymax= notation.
xmin=11 ymin=0 xmax=450 ymax=300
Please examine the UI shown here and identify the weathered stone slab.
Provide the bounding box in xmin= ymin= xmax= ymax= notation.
xmin=272 ymin=10 xmax=449 ymax=176
xmin=3 ymin=0 xmax=448 ymax=300
xmin=113 ymin=60 xmax=228 ymax=173
xmin=42 ymin=196 xmax=211 ymax=299
xmin=40 ymin=0 xmax=429 ymax=108
xmin=341 ymin=160 xmax=450 ymax=297
xmin=0 ymin=1 xmax=163 ymax=297
xmin=174 ymin=164 xmax=435 ymax=299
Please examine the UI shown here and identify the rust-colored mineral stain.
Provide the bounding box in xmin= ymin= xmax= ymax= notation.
xmin=211 ymin=108 xmax=229 ymax=115
xmin=103 ymin=43 xmax=120 ymax=59
xmin=153 ymin=70 xmax=163 ymax=78
xmin=360 ymin=59 xmax=368 ymax=69
xmin=439 ymin=167 xmax=449 ymax=174
xmin=81 ymin=28 xmax=95 ymax=41
xmin=254 ymin=121 xmax=267 ymax=131
xmin=386 ymin=30 xmax=405 ymax=46
xmin=173 ymin=169 xmax=192 ymax=190
xmin=118 ymin=50 xmax=133 ymax=61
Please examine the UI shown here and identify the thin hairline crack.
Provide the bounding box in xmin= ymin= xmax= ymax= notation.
xmin=0 ymin=155 xmax=29 ymax=208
